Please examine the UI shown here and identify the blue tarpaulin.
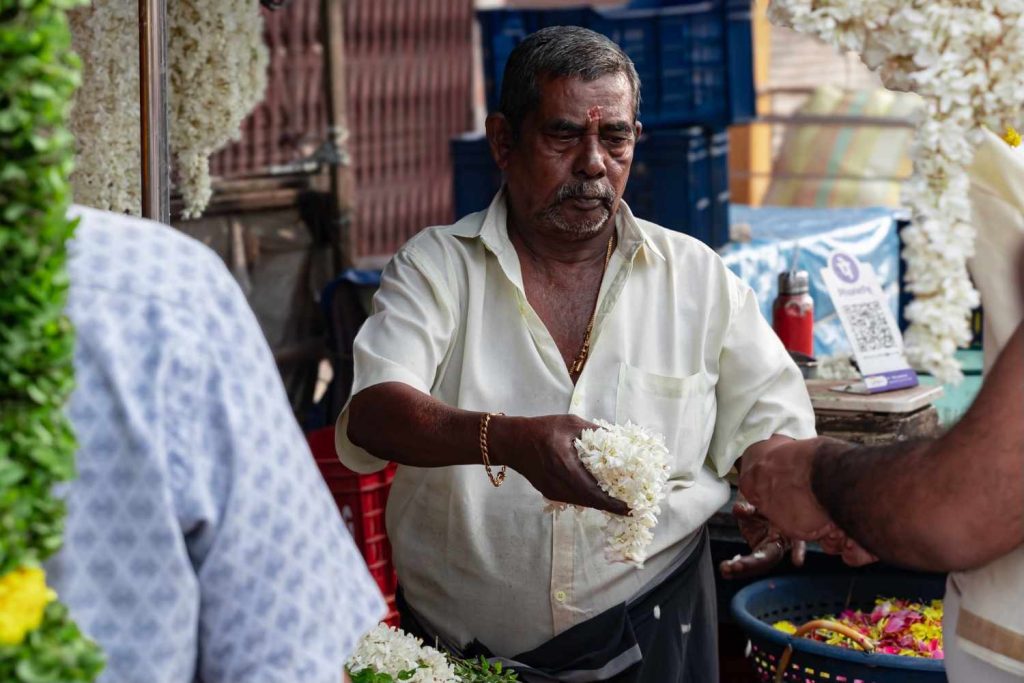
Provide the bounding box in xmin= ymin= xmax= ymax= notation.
xmin=721 ymin=205 xmax=901 ymax=358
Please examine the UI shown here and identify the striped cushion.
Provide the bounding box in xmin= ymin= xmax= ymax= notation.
xmin=763 ymin=85 xmax=920 ymax=208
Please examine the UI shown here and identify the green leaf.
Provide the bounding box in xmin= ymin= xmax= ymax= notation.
xmin=349 ymin=669 xmax=388 ymax=683
xmin=0 ymin=460 xmax=27 ymax=487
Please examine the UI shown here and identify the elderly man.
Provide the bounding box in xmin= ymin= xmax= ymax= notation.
xmin=338 ymin=27 xmax=815 ymax=681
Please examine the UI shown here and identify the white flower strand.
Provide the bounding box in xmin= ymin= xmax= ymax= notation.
xmin=766 ymin=0 xmax=1024 ymax=382
xmin=69 ymin=2 xmax=141 ymax=215
xmin=167 ymin=0 xmax=268 ymax=218
xmin=69 ymin=0 xmax=268 ymax=219
xmin=570 ymin=420 xmax=671 ymax=568
xmin=347 ymin=623 xmax=458 ymax=683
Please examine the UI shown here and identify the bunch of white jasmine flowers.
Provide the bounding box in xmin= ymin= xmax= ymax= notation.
xmin=570 ymin=420 xmax=671 ymax=567
xmin=347 ymin=623 xmax=458 ymax=683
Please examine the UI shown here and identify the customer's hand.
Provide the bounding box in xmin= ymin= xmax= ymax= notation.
xmin=738 ymin=436 xmax=841 ymax=540
xmin=820 ymin=529 xmax=878 ymax=567
xmin=491 ymin=414 xmax=630 ymax=515
xmin=720 ymin=501 xmax=806 ymax=579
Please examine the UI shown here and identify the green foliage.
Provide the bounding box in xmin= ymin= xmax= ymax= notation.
xmin=0 ymin=0 xmax=83 ymax=573
xmin=349 ymin=667 xmax=421 ymax=683
xmin=452 ymin=655 xmax=518 ymax=683
xmin=348 ymin=655 xmax=518 ymax=683
xmin=0 ymin=0 xmax=103 ymax=680
xmin=0 ymin=603 xmax=105 ymax=683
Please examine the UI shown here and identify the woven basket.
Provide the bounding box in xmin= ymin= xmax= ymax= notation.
xmin=731 ymin=574 xmax=947 ymax=683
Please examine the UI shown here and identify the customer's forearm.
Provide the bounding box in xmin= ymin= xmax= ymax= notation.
xmin=346 ymin=382 xmax=522 ymax=469
xmin=811 ymin=438 xmax=952 ymax=570
xmin=813 ymin=435 xmax=1022 ymax=572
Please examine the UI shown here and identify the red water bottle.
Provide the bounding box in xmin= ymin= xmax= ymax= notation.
xmin=772 ymin=270 xmax=814 ymax=357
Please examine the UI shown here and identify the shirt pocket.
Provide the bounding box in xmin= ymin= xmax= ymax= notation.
xmin=615 ymin=363 xmax=707 ymax=484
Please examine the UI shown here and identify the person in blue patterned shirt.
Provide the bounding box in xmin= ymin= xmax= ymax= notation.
xmin=44 ymin=206 xmax=385 ymax=683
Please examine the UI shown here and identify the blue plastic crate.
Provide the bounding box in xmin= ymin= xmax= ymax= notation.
xmin=451 ymin=133 xmax=502 ymax=219
xmin=478 ymin=9 xmax=590 ymax=116
xmin=477 ymin=1 xmax=753 ymax=128
xmin=627 ymin=127 xmax=713 ymax=242
xmin=450 ymin=127 xmax=727 ymax=248
xmin=725 ymin=0 xmax=756 ymax=123
xmin=707 ymin=127 xmax=730 ymax=249
xmin=656 ymin=5 xmax=727 ymax=122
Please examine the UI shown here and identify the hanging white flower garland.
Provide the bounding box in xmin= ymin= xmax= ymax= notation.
xmin=69 ymin=0 xmax=268 ymax=219
xmin=768 ymin=0 xmax=1024 ymax=382
xmin=68 ymin=2 xmax=141 ymax=216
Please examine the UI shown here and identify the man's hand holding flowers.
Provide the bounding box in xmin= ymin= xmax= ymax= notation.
xmin=490 ymin=414 xmax=631 ymax=516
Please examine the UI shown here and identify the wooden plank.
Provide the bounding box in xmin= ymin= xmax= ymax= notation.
xmin=806 ymin=379 xmax=944 ymax=414
xmin=815 ymin=406 xmax=943 ymax=445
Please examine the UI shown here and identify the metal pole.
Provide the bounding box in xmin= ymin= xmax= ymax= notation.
xmin=139 ymin=0 xmax=170 ymax=223
xmin=322 ymin=0 xmax=355 ymax=267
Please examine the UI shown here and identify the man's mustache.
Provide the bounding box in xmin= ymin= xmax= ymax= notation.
xmin=554 ymin=181 xmax=615 ymax=207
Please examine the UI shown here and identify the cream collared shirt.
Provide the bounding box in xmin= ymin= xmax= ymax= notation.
xmin=337 ymin=191 xmax=815 ymax=656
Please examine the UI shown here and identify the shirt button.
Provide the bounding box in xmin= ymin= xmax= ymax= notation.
xmin=554 ymin=590 xmax=567 ymax=603
xmin=570 ymin=395 xmax=581 ymax=408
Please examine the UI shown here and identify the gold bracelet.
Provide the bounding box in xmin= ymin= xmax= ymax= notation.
xmin=479 ymin=412 xmax=506 ymax=487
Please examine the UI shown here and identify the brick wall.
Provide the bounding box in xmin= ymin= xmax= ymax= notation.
xmin=766 ymin=24 xmax=880 ymax=115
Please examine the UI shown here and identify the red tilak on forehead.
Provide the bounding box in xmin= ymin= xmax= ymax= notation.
xmin=586 ymin=106 xmax=603 ymax=123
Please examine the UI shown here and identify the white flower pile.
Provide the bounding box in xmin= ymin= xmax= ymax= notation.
xmin=346 ymin=623 xmax=458 ymax=683
xmin=571 ymin=420 xmax=670 ymax=567
xmin=815 ymin=353 xmax=860 ymax=381
xmin=69 ymin=0 xmax=269 ymax=218
xmin=68 ymin=2 xmax=141 ymax=215
xmin=767 ymin=0 xmax=1024 ymax=382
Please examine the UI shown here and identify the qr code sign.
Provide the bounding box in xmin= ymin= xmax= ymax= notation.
xmin=846 ymin=301 xmax=897 ymax=352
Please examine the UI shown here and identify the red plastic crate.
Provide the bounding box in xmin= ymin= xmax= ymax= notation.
xmin=369 ymin=558 xmax=398 ymax=596
xmin=306 ymin=426 xmax=398 ymax=600
xmin=384 ymin=594 xmax=399 ymax=627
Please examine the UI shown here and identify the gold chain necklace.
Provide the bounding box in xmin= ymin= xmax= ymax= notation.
xmin=569 ymin=233 xmax=615 ymax=378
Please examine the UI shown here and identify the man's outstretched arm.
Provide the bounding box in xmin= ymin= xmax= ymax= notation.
xmin=811 ymin=324 xmax=1024 ymax=572
xmin=349 ymin=382 xmax=628 ymax=515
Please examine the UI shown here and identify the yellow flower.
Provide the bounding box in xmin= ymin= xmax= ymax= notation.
xmin=0 ymin=567 xmax=57 ymax=645
xmin=923 ymin=600 xmax=943 ymax=622
xmin=1003 ymin=126 xmax=1022 ymax=147
xmin=773 ymin=620 xmax=798 ymax=635
xmin=911 ymin=622 xmax=941 ymax=642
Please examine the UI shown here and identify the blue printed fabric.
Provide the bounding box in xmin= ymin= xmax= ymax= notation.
xmin=45 ymin=206 xmax=385 ymax=683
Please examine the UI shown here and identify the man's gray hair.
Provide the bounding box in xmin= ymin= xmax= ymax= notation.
xmin=498 ymin=26 xmax=641 ymax=136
